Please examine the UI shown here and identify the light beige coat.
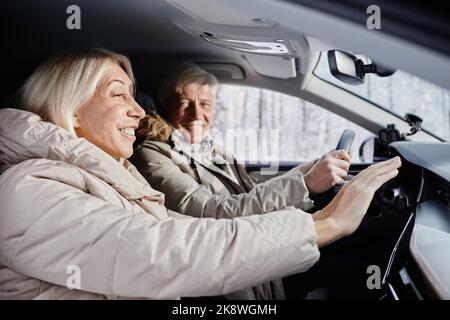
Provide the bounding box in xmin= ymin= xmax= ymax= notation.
xmin=0 ymin=108 xmax=319 ymax=299
xmin=131 ymin=138 xmax=316 ymax=219
xmin=131 ymin=135 xmax=317 ymax=299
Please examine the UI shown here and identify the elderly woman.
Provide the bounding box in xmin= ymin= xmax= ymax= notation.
xmin=0 ymin=49 xmax=400 ymax=299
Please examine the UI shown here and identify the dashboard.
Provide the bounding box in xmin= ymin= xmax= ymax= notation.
xmin=382 ymin=142 xmax=450 ymax=299
xmin=246 ymin=140 xmax=450 ymax=299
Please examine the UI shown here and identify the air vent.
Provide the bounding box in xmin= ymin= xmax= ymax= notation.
xmin=435 ymin=176 xmax=450 ymax=209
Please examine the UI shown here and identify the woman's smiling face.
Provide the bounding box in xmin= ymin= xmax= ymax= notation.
xmin=73 ymin=62 xmax=145 ymax=160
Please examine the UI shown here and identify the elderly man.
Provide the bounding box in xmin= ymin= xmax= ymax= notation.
xmin=130 ymin=64 xmax=358 ymax=300
xmin=132 ymin=63 xmax=351 ymax=220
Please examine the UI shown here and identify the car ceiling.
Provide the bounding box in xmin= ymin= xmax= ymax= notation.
xmin=1 ymin=0 xmax=321 ymax=107
xmin=2 ymin=0 xmax=450 ymax=108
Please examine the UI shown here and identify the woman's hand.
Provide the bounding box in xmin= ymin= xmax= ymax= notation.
xmin=313 ymin=156 xmax=401 ymax=247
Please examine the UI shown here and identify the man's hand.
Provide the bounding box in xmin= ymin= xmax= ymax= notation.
xmin=304 ymin=150 xmax=351 ymax=194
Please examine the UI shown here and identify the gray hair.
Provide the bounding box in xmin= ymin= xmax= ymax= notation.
xmin=158 ymin=63 xmax=218 ymax=115
xmin=21 ymin=48 xmax=134 ymax=135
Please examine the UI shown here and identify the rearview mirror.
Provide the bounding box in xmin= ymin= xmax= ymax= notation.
xmin=327 ymin=50 xmax=395 ymax=85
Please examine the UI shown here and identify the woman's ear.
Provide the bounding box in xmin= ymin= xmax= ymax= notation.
xmin=73 ymin=112 xmax=81 ymax=128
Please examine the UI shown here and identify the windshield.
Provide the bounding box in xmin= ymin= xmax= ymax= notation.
xmin=314 ymin=53 xmax=450 ymax=141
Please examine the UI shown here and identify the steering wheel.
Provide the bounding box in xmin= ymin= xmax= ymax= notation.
xmin=310 ymin=129 xmax=356 ymax=210
xmin=313 ymin=129 xmax=386 ymax=219
xmin=336 ymin=129 xmax=355 ymax=154
xmin=336 ymin=129 xmax=355 ymax=182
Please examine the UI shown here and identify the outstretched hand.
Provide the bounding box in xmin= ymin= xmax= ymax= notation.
xmin=313 ymin=156 xmax=402 ymax=247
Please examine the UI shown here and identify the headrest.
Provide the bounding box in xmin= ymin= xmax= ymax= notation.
xmin=135 ymin=90 xmax=157 ymax=115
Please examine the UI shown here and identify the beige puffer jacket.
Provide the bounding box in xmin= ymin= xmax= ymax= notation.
xmin=0 ymin=108 xmax=319 ymax=299
xmin=132 ymin=139 xmax=316 ymax=219
xmin=132 ymin=114 xmax=316 ymax=219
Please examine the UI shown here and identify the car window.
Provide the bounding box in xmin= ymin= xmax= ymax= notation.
xmin=314 ymin=53 xmax=450 ymax=141
xmin=211 ymin=84 xmax=374 ymax=164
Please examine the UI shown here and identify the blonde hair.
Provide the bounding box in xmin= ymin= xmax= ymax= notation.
xmin=21 ymin=48 xmax=134 ymax=135
xmin=136 ymin=114 xmax=173 ymax=143
xmin=158 ymin=63 xmax=218 ymax=115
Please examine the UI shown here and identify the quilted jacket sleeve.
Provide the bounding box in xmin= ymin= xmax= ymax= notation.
xmin=132 ymin=145 xmax=315 ymax=219
xmin=0 ymin=161 xmax=320 ymax=299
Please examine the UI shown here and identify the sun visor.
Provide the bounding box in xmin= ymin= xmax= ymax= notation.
xmin=244 ymin=53 xmax=297 ymax=79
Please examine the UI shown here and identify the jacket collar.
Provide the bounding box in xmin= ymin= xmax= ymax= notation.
xmin=170 ymin=131 xmax=242 ymax=186
xmin=0 ymin=108 xmax=165 ymax=203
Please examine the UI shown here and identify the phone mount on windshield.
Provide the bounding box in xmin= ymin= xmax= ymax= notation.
xmin=374 ymin=124 xmax=404 ymax=160
xmin=379 ymin=114 xmax=423 ymax=144
xmin=404 ymin=113 xmax=423 ymax=136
